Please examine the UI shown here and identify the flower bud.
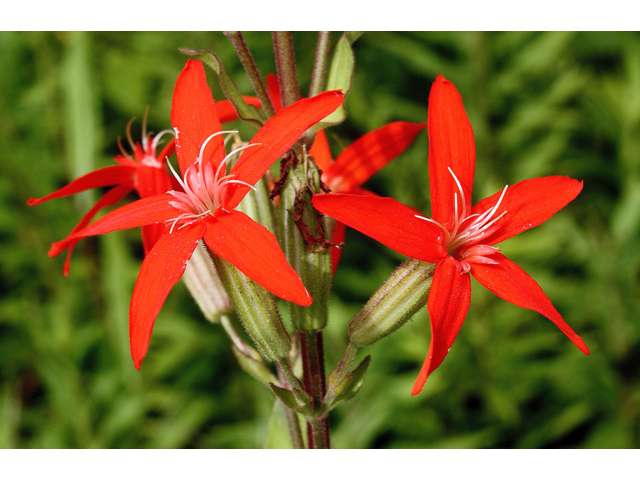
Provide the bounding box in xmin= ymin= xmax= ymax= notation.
xmin=349 ymin=259 xmax=436 ymax=346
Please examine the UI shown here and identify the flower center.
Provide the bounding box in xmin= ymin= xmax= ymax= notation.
xmin=165 ymin=131 xmax=258 ymax=233
xmin=416 ymin=168 xmax=508 ymax=269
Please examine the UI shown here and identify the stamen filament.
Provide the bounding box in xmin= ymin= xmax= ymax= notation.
xmin=415 ymin=168 xmax=510 ymax=257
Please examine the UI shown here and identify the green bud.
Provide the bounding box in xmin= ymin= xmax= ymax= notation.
xmin=349 ymin=259 xmax=436 ymax=347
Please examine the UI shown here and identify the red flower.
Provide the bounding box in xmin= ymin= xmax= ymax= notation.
xmin=309 ymin=123 xmax=425 ymax=271
xmin=56 ymin=59 xmax=343 ymax=369
xmin=312 ymin=75 xmax=589 ymax=395
xmin=29 ymin=95 xmax=260 ymax=276
xmin=28 ymin=114 xmax=176 ymax=275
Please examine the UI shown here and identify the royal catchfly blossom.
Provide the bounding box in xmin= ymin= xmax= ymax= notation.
xmin=28 ymin=95 xmax=260 ymax=276
xmin=52 ymin=59 xmax=343 ymax=369
xmin=312 ymin=74 xmax=589 ymax=396
xmin=28 ymin=112 xmax=176 ymax=275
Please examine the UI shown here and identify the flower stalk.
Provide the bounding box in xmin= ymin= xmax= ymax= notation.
xmin=308 ymin=32 xmax=332 ymax=98
xmin=224 ymin=31 xmax=276 ymax=118
xmin=299 ymin=331 xmax=330 ymax=449
xmin=272 ymin=31 xmax=301 ymax=108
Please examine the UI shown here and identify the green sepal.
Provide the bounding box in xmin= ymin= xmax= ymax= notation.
xmin=179 ymin=47 xmax=265 ymax=127
xmin=212 ymin=254 xmax=291 ymax=362
xmin=231 ymin=344 xmax=280 ymax=387
xmin=310 ymin=32 xmax=355 ymax=132
xmin=324 ymin=355 xmax=370 ymax=411
xmin=349 ymin=259 xmax=437 ymax=347
xmin=270 ymin=384 xmax=314 ymax=416
xmin=276 ymin=151 xmax=332 ymax=332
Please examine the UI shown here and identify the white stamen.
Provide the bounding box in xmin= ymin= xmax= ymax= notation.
xmin=198 ymin=130 xmax=238 ymax=163
xmin=151 ymin=129 xmax=175 ymax=152
xmin=164 ymin=134 xmax=261 ymax=232
xmin=415 ymin=167 xmax=510 ymax=256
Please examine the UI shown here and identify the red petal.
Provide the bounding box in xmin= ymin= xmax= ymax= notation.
xmin=215 ymin=96 xmax=262 ymax=124
xmin=48 ymin=194 xmax=178 ymax=258
xmin=141 ymin=223 xmax=170 ymax=255
xmin=58 ymin=185 xmax=133 ymax=276
xmin=134 ymin=164 xmax=174 ymax=199
xmin=266 ymin=73 xmax=282 ymax=112
xmin=157 ymin=137 xmax=176 ymax=162
xmin=225 ymin=90 xmax=344 ymax=209
xmin=202 ymin=211 xmax=312 ymax=306
xmin=27 ymin=165 xmax=136 ymax=206
xmin=428 ymin=75 xmax=475 ymax=229
xmin=329 ymin=220 xmax=347 ymax=275
xmin=130 ymin=222 xmax=204 ymax=369
xmin=309 ymin=129 xmax=333 ymax=172
xmin=171 ymin=59 xmax=224 ymax=174
xmin=471 ymin=176 xmax=583 ymax=246
xmin=412 ymin=256 xmax=471 ymax=395
xmin=312 ymin=193 xmax=447 ymax=263
xmin=325 ymin=122 xmax=426 ymax=192
xmin=469 ymin=253 xmax=589 ymax=355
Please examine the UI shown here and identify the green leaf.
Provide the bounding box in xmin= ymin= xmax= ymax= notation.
xmin=270 ymin=384 xmax=313 ymax=416
xmin=325 ymin=355 xmax=371 ymax=410
xmin=231 ymin=345 xmax=279 ymax=387
xmin=263 ymin=399 xmax=297 ymax=448
xmin=313 ymin=33 xmax=355 ymax=130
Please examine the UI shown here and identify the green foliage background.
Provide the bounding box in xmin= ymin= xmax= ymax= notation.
xmin=1 ymin=31 xmax=639 ymax=448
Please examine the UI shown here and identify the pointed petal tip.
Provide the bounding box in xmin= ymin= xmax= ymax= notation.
xmin=576 ymin=338 xmax=590 ymax=355
xmin=133 ymin=358 xmax=142 ymax=370
xmin=294 ymin=291 xmax=313 ymax=307
xmin=410 ymin=382 xmax=425 ymax=396
xmin=27 ymin=198 xmax=40 ymax=206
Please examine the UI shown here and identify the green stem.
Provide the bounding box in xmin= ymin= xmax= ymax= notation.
xmin=299 ymin=331 xmax=330 ymax=448
xmin=224 ymin=31 xmax=276 ymax=118
xmin=308 ymin=32 xmax=332 ymax=97
xmin=220 ymin=314 xmax=250 ymax=356
xmin=272 ymin=31 xmax=301 ymax=108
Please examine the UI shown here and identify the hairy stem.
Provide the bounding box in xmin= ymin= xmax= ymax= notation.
xmin=275 ymin=362 xmax=305 ymax=449
xmin=272 ymin=32 xmax=301 ymax=108
xmin=224 ymin=31 xmax=276 ymax=117
xmin=308 ymin=32 xmax=332 ymax=97
xmin=299 ymin=331 xmax=330 ymax=448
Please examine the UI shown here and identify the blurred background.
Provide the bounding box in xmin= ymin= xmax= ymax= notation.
xmin=1 ymin=31 xmax=639 ymax=448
